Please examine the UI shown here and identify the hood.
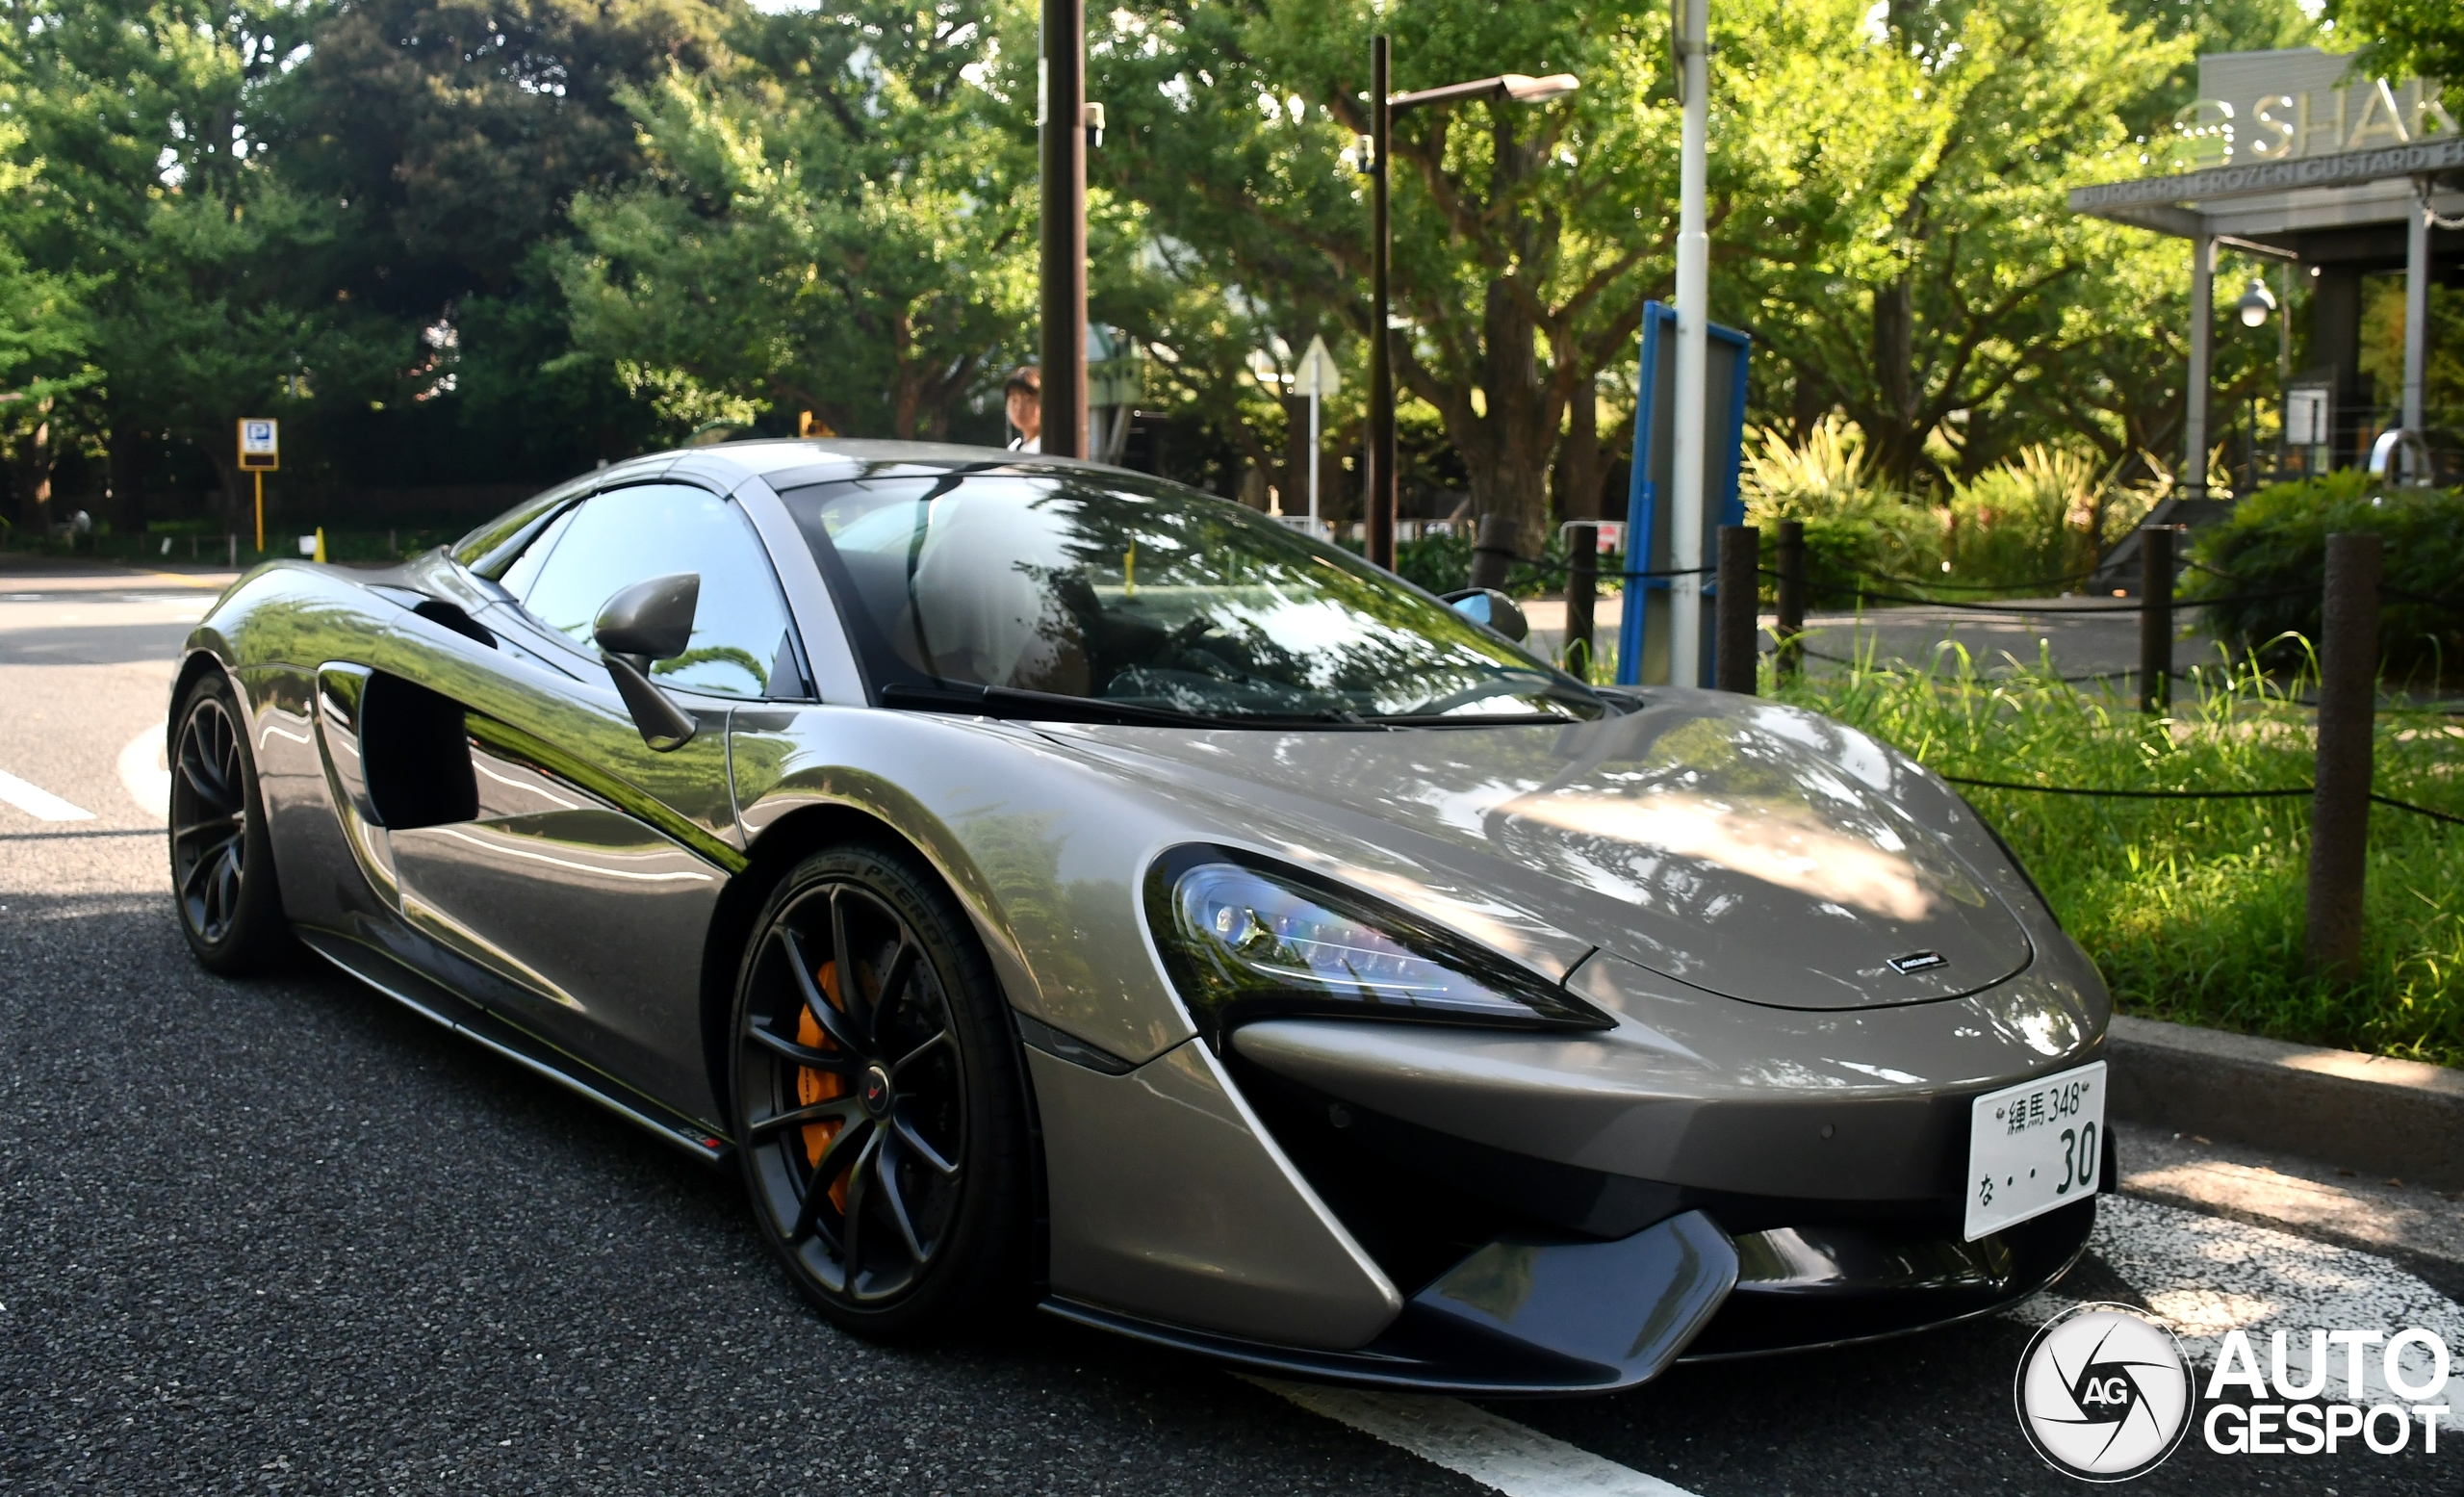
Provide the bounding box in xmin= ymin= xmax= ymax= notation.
xmin=1037 ymin=690 xmax=2035 ymax=1011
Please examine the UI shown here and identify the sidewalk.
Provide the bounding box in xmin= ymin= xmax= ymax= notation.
xmin=1523 ymin=593 xmax=2194 ymax=681
xmin=0 ymin=552 xmax=241 ymax=590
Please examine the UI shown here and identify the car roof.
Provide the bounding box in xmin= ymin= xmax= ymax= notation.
xmin=661 ymin=438 xmax=1144 ymax=494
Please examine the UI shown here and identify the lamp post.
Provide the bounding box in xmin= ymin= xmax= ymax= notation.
xmin=2236 ymin=276 xmax=2275 ymax=492
xmin=1361 ymin=43 xmax=1578 ymax=571
xmin=1668 ymin=0 xmax=1712 ymax=684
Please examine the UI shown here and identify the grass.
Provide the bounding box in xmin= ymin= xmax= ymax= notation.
xmin=1772 ymin=639 xmax=2464 ymax=1069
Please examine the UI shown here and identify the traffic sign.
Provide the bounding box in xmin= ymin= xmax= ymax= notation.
xmin=238 ymin=418 xmax=279 ymax=472
xmin=1295 ymin=335 xmax=1342 ymax=398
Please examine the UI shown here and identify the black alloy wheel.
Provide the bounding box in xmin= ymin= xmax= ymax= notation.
xmin=732 ymin=845 xmax=1027 ymax=1337
xmin=169 ymin=676 xmax=289 ymax=973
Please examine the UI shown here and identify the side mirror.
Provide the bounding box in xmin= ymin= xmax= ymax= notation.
xmin=594 ymin=573 xmax=700 ymax=750
xmin=595 ymin=573 xmax=700 ymax=660
xmin=1442 ymin=587 xmax=1528 ymax=643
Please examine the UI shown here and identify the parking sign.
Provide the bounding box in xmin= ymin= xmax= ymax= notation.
xmin=239 ymin=418 xmax=279 ymax=472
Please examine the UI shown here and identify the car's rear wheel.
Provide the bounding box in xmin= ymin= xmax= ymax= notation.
xmin=169 ymin=675 xmax=289 ymax=973
xmin=730 ymin=844 xmax=1029 ymax=1338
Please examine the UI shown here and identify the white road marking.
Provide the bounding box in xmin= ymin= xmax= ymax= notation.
xmin=2011 ymin=1194 xmax=2464 ymax=1424
xmin=1245 ymin=1377 xmax=1701 ymax=1497
xmin=116 ymin=726 xmax=172 ymax=823
xmin=0 ymin=769 xmax=94 ymax=822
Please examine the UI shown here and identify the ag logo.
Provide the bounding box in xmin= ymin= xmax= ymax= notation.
xmin=2015 ymin=1303 xmax=2194 ymax=1481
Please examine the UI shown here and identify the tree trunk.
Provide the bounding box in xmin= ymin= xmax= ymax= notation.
xmin=1553 ymin=377 xmax=1606 ymax=528
xmin=1869 ymin=274 xmax=1926 ymax=486
xmin=4 ymin=400 xmax=56 ymax=531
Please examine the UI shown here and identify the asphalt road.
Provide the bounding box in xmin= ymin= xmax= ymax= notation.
xmin=1 ymin=555 xmax=2455 ymax=1495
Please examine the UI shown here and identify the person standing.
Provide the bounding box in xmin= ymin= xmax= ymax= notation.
xmin=1005 ymin=367 xmax=1041 ymax=452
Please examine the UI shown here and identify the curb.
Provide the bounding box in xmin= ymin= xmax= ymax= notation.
xmin=2106 ymin=1015 xmax=2464 ymax=1192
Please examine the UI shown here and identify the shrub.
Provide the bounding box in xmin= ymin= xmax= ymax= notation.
xmin=1779 ymin=644 xmax=2464 ymax=1067
xmin=1740 ymin=416 xmax=1936 ymax=598
xmin=2186 ymin=471 xmax=2464 ymax=683
xmin=1944 ymin=445 xmax=2157 ymax=593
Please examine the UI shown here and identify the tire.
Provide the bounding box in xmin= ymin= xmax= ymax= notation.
xmin=729 ymin=842 xmax=1030 ymax=1339
xmin=169 ymin=673 xmax=291 ymax=974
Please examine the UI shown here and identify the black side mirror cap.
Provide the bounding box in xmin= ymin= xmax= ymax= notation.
xmin=1442 ymin=587 xmax=1528 ymax=643
xmin=594 ymin=573 xmax=701 ymax=750
xmin=594 ymin=573 xmax=700 ymax=660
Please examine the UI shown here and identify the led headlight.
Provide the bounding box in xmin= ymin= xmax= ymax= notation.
xmin=1145 ymin=846 xmax=1610 ymax=1039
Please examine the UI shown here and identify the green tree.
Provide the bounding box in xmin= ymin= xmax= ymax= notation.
xmin=1722 ymin=0 xmax=2196 ymax=490
xmin=559 ymin=2 xmax=1036 ymax=440
xmin=2325 ymin=0 xmax=2464 ymax=88
xmin=1089 ymin=0 xmax=1678 ymax=554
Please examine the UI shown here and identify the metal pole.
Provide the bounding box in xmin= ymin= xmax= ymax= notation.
xmin=2138 ymin=525 xmax=2173 ymax=714
xmin=1307 ymin=388 xmax=1322 ymax=536
xmin=1368 ymin=35 xmax=1395 ymax=570
xmin=1565 ymin=525 xmax=1597 ymax=683
xmin=1667 ymin=0 xmax=1711 ymax=684
xmin=1039 ymin=0 xmax=1088 ymax=458
xmin=1714 ymin=525 xmax=1758 ymax=694
xmin=1775 ymin=518 xmax=1805 ymax=683
xmin=2185 ymin=233 xmax=2214 ymax=501
xmin=2402 ymin=179 xmax=2429 ymax=440
xmin=253 ymin=471 xmax=264 ymax=555
xmin=2306 ymin=531 xmax=2381 ymax=982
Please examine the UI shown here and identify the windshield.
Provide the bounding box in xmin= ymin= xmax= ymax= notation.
xmin=776 ymin=467 xmax=1603 ymax=724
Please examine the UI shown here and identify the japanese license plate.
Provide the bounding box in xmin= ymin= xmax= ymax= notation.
xmin=1964 ymin=1061 xmax=2106 ymax=1241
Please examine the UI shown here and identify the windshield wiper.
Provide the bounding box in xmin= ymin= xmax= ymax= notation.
xmin=879 ymin=682 xmax=1372 ymax=730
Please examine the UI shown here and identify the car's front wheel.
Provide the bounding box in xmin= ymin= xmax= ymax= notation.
xmin=730 ymin=843 xmax=1030 ymax=1339
xmin=169 ymin=674 xmax=290 ymax=973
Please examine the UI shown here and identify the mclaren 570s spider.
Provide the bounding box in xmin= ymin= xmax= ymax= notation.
xmin=167 ymin=440 xmax=2110 ymax=1393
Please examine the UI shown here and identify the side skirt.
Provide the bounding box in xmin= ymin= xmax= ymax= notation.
xmin=296 ymin=927 xmax=733 ymax=1169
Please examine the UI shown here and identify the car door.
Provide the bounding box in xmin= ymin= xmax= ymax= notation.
xmin=376 ymin=480 xmax=808 ymax=1123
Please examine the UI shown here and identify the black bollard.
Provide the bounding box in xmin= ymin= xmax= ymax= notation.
xmin=1565 ymin=525 xmax=1597 ymax=682
xmin=2305 ymin=532 xmax=2380 ymax=982
xmin=1715 ymin=525 xmax=1759 ymax=694
xmin=1775 ymin=519 xmax=1805 ymax=684
xmin=2139 ymin=525 xmax=2174 ymax=714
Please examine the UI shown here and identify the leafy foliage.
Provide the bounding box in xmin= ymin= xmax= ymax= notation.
xmin=2325 ymin=0 xmax=2464 ymax=88
xmin=559 ymin=1 xmax=1036 ymax=440
xmin=1783 ymin=647 xmax=2464 ymax=1067
xmin=2187 ymin=472 xmax=2464 ymax=680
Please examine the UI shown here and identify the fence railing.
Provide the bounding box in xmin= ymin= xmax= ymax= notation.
xmin=1685 ymin=521 xmax=2444 ymax=984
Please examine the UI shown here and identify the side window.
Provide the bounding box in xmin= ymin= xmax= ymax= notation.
xmin=494 ymin=503 xmax=577 ymax=599
xmin=515 ymin=483 xmax=804 ymax=700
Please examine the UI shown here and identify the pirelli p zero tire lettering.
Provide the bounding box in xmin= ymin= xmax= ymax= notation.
xmin=169 ymin=673 xmax=292 ymax=974
xmin=730 ymin=843 xmax=1029 ymax=1339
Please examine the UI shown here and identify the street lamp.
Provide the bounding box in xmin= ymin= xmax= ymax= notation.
xmin=1361 ymin=38 xmax=1579 ymax=570
xmin=2235 ymin=276 xmax=2276 ymax=329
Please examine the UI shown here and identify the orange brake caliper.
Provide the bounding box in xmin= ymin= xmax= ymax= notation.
xmin=797 ymin=960 xmax=853 ymax=1213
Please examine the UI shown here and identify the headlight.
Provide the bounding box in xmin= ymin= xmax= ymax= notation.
xmin=1144 ymin=846 xmax=1611 ymax=1039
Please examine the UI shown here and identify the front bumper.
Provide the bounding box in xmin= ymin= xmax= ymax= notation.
xmin=1040 ymin=1195 xmax=2093 ymax=1394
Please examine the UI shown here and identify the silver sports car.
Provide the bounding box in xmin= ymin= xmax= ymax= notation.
xmin=167 ymin=441 xmax=2111 ymax=1393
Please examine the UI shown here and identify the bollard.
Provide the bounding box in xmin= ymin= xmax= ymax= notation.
xmin=2139 ymin=525 xmax=2174 ymax=714
xmin=226 ymin=533 xmax=237 ymax=568
xmin=2305 ymin=531 xmax=2381 ymax=982
xmin=1715 ymin=525 xmax=1759 ymax=694
xmin=1775 ymin=519 xmax=1805 ymax=683
xmin=1564 ymin=524 xmax=1598 ymax=683
xmin=1467 ymin=514 xmax=1517 ymax=592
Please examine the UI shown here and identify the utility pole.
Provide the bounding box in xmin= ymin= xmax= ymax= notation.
xmin=1367 ymin=35 xmax=1395 ymax=569
xmin=1668 ymin=0 xmax=1711 ymax=685
xmin=1040 ymin=0 xmax=1088 ymax=458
